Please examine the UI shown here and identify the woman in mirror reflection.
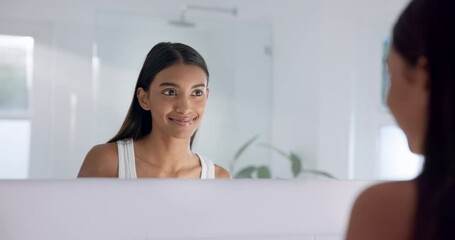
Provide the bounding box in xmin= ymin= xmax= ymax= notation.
xmin=78 ymin=42 xmax=230 ymax=179
xmin=346 ymin=0 xmax=455 ymax=239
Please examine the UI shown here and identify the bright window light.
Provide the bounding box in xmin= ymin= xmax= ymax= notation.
xmin=0 ymin=34 xmax=34 ymax=178
xmin=0 ymin=119 xmax=30 ymax=178
xmin=378 ymin=125 xmax=423 ymax=180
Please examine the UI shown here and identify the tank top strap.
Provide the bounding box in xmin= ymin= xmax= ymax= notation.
xmin=117 ymin=138 xmax=137 ymax=179
xmin=197 ymin=154 xmax=215 ymax=179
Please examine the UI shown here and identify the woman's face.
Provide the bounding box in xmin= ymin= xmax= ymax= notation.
xmin=138 ymin=63 xmax=208 ymax=140
xmin=386 ymin=47 xmax=428 ymax=154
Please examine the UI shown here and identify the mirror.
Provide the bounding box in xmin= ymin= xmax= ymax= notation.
xmin=0 ymin=0 xmax=422 ymax=180
xmin=94 ymin=12 xmax=272 ymax=178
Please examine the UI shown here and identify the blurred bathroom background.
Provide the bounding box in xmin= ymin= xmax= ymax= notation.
xmin=0 ymin=0 xmax=421 ymax=180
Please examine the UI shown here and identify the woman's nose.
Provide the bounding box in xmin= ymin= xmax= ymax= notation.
xmin=174 ymin=95 xmax=191 ymax=114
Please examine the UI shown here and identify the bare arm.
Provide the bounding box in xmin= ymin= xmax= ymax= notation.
xmin=215 ymin=165 xmax=231 ymax=179
xmin=77 ymin=143 xmax=118 ymax=178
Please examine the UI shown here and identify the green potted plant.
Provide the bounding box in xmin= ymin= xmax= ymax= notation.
xmin=231 ymin=135 xmax=335 ymax=179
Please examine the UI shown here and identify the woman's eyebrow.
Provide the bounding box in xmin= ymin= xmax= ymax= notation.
xmin=159 ymin=82 xmax=179 ymax=87
xmin=158 ymin=82 xmax=206 ymax=88
xmin=192 ymin=83 xmax=206 ymax=88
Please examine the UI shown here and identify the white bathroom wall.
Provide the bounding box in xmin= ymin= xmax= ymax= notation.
xmin=0 ymin=0 xmax=412 ymax=179
xmin=315 ymin=0 xmax=410 ymax=180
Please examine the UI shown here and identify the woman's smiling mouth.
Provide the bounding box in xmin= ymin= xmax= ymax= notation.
xmin=168 ymin=116 xmax=198 ymax=126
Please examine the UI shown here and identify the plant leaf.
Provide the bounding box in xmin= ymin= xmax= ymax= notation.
xmin=300 ymin=169 xmax=336 ymax=179
xmin=258 ymin=143 xmax=289 ymax=159
xmin=289 ymin=152 xmax=302 ymax=177
xmin=234 ymin=135 xmax=260 ymax=161
xmin=230 ymin=135 xmax=259 ymax=173
xmin=235 ymin=166 xmax=256 ymax=178
xmin=257 ymin=165 xmax=271 ymax=178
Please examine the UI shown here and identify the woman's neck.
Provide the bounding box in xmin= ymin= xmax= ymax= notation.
xmin=134 ymin=131 xmax=196 ymax=170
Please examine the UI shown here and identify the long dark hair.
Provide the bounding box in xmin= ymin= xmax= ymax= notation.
xmin=108 ymin=42 xmax=209 ymax=148
xmin=392 ymin=0 xmax=455 ymax=238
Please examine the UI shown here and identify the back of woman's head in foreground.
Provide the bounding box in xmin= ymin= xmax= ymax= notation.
xmin=108 ymin=42 xmax=209 ymax=147
xmin=393 ymin=0 xmax=455 ymax=238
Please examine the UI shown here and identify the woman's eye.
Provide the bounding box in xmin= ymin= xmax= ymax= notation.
xmin=192 ymin=90 xmax=204 ymax=96
xmin=162 ymin=89 xmax=177 ymax=96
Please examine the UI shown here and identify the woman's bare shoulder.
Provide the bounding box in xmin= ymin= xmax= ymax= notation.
xmin=356 ymin=181 xmax=416 ymax=203
xmin=214 ymin=165 xmax=231 ymax=179
xmin=345 ymin=180 xmax=417 ymax=240
xmin=77 ymin=142 xmax=118 ymax=178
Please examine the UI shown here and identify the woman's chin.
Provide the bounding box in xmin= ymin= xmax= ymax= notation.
xmin=408 ymin=141 xmax=424 ymax=155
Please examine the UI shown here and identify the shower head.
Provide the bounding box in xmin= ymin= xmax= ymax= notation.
xmin=168 ymin=4 xmax=195 ymax=28
xmin=168 ymin=4 xmax=237 ymax=28
xmin=168 ymin=19 xmax=195 ymax=28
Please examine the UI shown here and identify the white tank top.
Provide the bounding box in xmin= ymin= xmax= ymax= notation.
xmin=117 ymin=138 xmax=216 ymax=179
